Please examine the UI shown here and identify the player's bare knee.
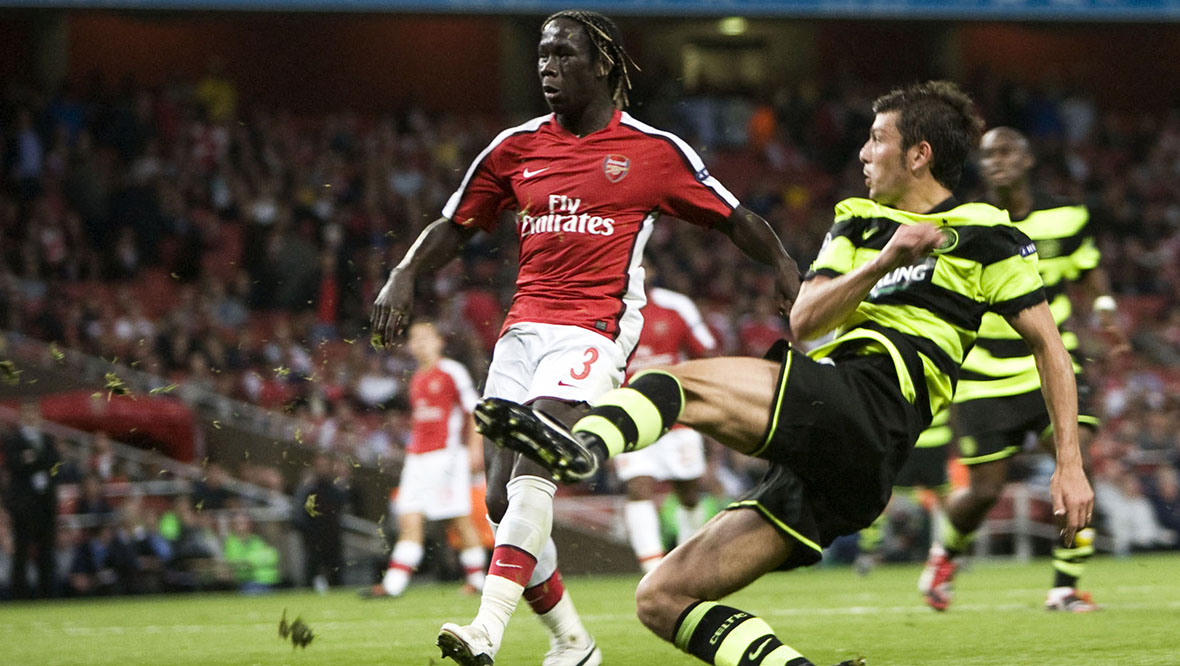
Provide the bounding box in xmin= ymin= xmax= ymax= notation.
xmin=965 ymin=461 xmax=1009 ymax=505
xmin=634 ymin=571 xmax=678 ymax=637
xmin=968 ymin=477 xmax=1005 ymax=506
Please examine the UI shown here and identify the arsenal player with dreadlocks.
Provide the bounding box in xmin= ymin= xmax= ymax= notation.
xmin=371 ymin=11 xmax=800 ymax=665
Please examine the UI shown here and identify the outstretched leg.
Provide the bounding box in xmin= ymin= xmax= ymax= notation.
xmin=479 ymin=359 xmax=781 ymax=481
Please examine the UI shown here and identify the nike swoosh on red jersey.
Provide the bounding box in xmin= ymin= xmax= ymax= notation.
xmin=522 ymin=167 xmax=549 ymax=178
xmin=494 ymin=560 xmax=523 ymax=569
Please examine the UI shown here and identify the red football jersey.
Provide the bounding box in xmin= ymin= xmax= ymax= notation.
xmin=738 ymin=316 xmax=789 ymax=358
xmin=628 ymin=287 xmax=717 ymax=378
xmin=407 ymin=358 xmax=479 ymax=454
xmin=443 ymin=109 xmax=738 ymax=352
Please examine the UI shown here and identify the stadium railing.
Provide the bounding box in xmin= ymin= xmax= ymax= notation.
xmin=2 ymin=331 xmax=307 ymax=446
xmin=971 ymin=482 xmax=1114 ymax=560
xmin=0 ymin=403 xmax=386 ymax=584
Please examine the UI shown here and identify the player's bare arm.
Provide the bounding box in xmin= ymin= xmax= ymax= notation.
xmin=716 ymin=205 xmax=801 ymax=315
xmin=1005 ymin=302 xmax=1094 ymax=545
xmin=791 ymin=223 xmax=944 ymax=341
xmin=371 ymin=218 xmax=478 ymax=346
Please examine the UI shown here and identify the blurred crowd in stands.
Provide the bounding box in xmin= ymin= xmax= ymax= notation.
xmin=1 ymin=398 xmax=354 ymax=600
xmin=2 ymin=62 xmax=1180 ymax=598
xmin=0 ymin=401 xmax=291 ymax=599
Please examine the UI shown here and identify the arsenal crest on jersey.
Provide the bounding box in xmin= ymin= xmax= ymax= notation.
xmin=603 ymin=154 xmax=630 ymax=183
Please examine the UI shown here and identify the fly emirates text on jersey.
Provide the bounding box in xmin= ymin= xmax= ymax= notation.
xmin=519 ymin=194 xmax=617 ymax=237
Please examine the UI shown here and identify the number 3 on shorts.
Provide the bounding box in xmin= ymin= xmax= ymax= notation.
xmin=570 ymin=347 xmax=599 ymax=380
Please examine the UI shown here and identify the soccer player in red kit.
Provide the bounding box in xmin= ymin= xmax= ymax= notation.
xmin=368 ymin=322 xmax=487 ymax=599
xmin=370 ymin=11 xmax=799 ymax=666
xmin=616 ymin=272 xmax=718 ymax=573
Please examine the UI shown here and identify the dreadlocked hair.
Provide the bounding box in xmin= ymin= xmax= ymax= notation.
xmin=544 ymin=10 xmax=639 ymax=109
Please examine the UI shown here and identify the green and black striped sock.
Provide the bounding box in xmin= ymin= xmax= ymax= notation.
xmin=572 ymin=370 xmax=684 ymax=458
xmin=1053 ymin=528 xmax=1095 ymax=588
xmin=672 ymin=600 xmax=813 ymax=666
xmin=940 ymin=513 xmax=975 ymax=558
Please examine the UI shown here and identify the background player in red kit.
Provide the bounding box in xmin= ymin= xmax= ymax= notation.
xmin=370 ymin=10 xmax=800 ymax=666
xmin=615 ymin=267 xmax=718 ymax=573
xmin=367 ymin=321 xmax=487 ymax=599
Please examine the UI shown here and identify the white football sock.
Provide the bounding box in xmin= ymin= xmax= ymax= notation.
xmin=382 ymin=540 xmax=423 ymax=596
xmin=487 ymin=489 xmax=590 ymax=645
xmin=460 ymin=546 xmax=487 ymax=591
xmin=472 ymin=475 xmax=556 ymax=651
xmin=540 ymin=590 xmax=592 ymax=647
xmin=675 ymin=501 xmax=708 ymax=545
xmin=624 ymin=500 xmax=665 ymax=573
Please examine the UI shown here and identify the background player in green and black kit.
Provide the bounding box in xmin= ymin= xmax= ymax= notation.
xmin=921 ymin=127 xmax=1127 ymax=613
xmin=473 ymin=82 xmax=1095 ymax=666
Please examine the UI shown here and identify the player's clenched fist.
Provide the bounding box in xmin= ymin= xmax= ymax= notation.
xmin=878 ymin=223 xmax=945 ymax=270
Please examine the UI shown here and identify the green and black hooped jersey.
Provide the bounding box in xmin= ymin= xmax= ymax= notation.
xmin=915 ymin=408 xmax=951 ymax=449
xmin=806 ymin=197 xmax=1046 ymax=425
xmin=955 ymin=195 xmax=1097 ymax=402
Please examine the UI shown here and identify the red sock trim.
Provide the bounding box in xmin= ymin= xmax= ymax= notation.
xmin=524 ymin=570 xmax=565 ymax=615
xmin=638 ymin=553 xmax=665 ymax=564
xmin=390 ymin=562 xmax=413 ymax=573
xmin=487 ymin=545 xmax=537 ymax=587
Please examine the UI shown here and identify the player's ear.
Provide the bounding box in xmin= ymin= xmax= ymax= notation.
xmin=1022 ymin=150 xmax=1035 ymax=172
xmin=909 ymin=141 xmax=934 ymax=174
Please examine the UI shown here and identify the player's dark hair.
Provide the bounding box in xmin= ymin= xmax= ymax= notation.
xmin=544 ymin=10 xmax=638 ymax=109
xmin=872 ymin=80 xmax=984 ymax=191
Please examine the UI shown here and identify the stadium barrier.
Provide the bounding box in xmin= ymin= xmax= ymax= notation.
xmin=971 ymin=483 xmax=1114 ymax=560
xmin=1 ymin=331 xmax=317 ymax=449
xmin=0 ymin=404 xmax=386 ymax=586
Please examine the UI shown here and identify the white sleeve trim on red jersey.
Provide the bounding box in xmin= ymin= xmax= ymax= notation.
xmin=649 ymin=286 xmax=717 ymax=352
xmin=438 ymin=358 xmax=480 ymax=413
xmin=442 ymin=114 xmax=552 ymax=221
xmin=617 ymin=112 xmax=740 ymax=210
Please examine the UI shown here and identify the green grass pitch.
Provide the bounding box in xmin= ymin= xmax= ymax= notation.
xmin=3 ymin=553 xmax=1179 ymax=665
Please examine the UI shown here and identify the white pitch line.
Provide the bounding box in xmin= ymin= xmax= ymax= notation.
xmin=12 ymin=599 xmax=1180 ymax=638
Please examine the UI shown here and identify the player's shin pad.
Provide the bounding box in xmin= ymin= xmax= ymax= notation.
xmin=575 ymin=370 xmax=684 ymax=457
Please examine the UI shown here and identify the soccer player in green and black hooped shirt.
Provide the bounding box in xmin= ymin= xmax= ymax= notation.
xmin=921 ymin=127 xmax=1127 ymax=613
xmin=472 ymin=82 xmax=1095 ymax=666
